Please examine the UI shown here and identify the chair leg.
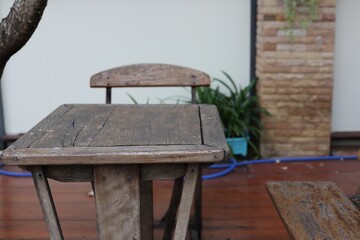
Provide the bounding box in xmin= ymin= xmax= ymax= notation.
xmin=162 ymin=177 xmax=184 ymax=240
xmin=140 ymin=180 xmax=154 ymax=240
xmin=173 ymin=164 xmax=200 ymax=240
xmin=193 ymin=167 xmax=202 ymax=240
xmin=31 ymin=166 xmax=64 ymax=240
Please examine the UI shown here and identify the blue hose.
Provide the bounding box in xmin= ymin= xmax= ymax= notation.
xmin=202 ymin=157 xmax=237 ymax=180
xmin=209 ymin=155 xmax=358 ymax=169
xmin=203 ymin=155 xmax=358 ymax=180
xmin=0 ymin=163 xmax=32 ymax=177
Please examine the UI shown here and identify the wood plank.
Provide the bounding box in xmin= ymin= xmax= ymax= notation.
xmin=173 ymin=164 xmax=200 ymax=240
xmin=40 ymin=164 xmax=187 ymax=182
xmin=8 ymin=105 xmax=72 ymax=150
xmin=44 ymin=165 xmax=93 ymax=182
xmin=94 ymin=165 xmax=141 ymax=240
xmin=6 ymin=104 xmax=205 ymax=150
xmin=90 ymin=64 xmax=210 ymax=88
xmin=267 ymin=181 xmax=360 ymax=240
xmin=70 ymin=105 xmax=117 ymax=147
xmin=31 ymin=166 xmax=64 ymax=240
xmin=30 ymin=105 xmax=116 ymax=148
xmin=90 ymin=105 xmax=202 ymax=147
xmin=1 ymin=145 xmax=224 ymax=165
xmin=2 ymin=104 xmax=228 ymax=165
xmin=199 ymin=105 xmax=230 ymax=158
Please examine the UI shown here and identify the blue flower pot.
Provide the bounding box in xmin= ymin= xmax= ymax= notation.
xmin=226 ymin=137 xmax=248 ymax=156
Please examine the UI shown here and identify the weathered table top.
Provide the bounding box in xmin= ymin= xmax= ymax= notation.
xmin=1 ymin=104 xmax=229 ymax=165
xmin=267 ymin=181 xmax=360 ymax=240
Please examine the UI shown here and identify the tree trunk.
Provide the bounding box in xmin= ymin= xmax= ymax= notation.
xmin=0 ymin=0 xmax=48 ymax=80
xmin=0 ymin=0 xmax=47 ymax=148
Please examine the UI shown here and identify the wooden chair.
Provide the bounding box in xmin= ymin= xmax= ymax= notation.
xmin=267 ymin=181 xmax=360 ymax=240
xmin=90 ymin=63 xmax=211 ymax=240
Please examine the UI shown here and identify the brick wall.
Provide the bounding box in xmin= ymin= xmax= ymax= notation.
xmin=256 ymin=0 xmax=336 ymax=157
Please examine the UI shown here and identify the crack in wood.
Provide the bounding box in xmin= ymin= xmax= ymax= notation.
xmin=198 ymin=106 xmax=204 ymax=145
xmin=71 ymin=126 xmax=85 ymax=147
xmin=85 ymin=106 xmax=117 ymax=147
xmin=100 ymin=106 xmax=116 ymax=128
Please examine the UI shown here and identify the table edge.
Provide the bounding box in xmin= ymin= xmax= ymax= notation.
xmin=1 ymin=145 xmax=227 ymax=165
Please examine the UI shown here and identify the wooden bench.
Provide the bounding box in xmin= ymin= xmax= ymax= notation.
xmin=267 ymin=181 xmax=360 ymax=240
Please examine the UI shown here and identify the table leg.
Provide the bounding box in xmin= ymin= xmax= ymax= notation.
xmin=173 ymin=164 xmax=200 ymax=240
xmin=31 ymin=166 xmax=64 ymax=240
xmin=94 ymin=165 xmax=141 ymax=240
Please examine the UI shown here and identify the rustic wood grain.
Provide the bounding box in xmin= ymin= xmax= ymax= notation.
xmin=173 ymin=164 xmax=200 ymax=240
xmin=1 ymin=145 xmax=223 ymax=165
xmin=94 ymin=165 xmax=141 ymax=240
xmin=44 ymin=165 xmax=93 ymax=182
xmin=8 ymin=105 xmax=72 ymax=150
xmin=199 ymin=105 xmax=230 ymax=158
xmin=3 ymin=104 xmax=227 ymax=166
xmin=89 ymin=105 xmax=201 ymax=147
xmin=267 ymin=181 xmax=360 ymax=240
xmin=349 ymin=193 xmax=360 ymax=210
xmin=12 ymin=104 xmax=203 ymax=149
xmin=31 ymin=166 xmax=64 ymax=240
xmin=42 ymin=164 xmax=188 ymax=182
xmin=90 ymin=64 xmax=210 ymax=88
xmin=30 ymin=105 xmax=116 ymax=148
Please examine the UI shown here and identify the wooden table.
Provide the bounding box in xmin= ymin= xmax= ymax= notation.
xmin=267 ymin=182 xmax=360 ymax=239
xmin=1 ymin=104 xmax=229 ymax=240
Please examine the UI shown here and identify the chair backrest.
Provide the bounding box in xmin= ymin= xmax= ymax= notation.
xmin=90 ymin=63 xmax=211 ymax=104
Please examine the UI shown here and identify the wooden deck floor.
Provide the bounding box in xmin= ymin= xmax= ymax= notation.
xmin=1 ymin=159 xmax=360 ymax=240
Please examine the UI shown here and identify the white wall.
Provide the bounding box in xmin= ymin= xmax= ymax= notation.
xmin=332 ymin=0 xmax=360 ymax=132
xmin=0 ymin=0 xmax=250 ymax=134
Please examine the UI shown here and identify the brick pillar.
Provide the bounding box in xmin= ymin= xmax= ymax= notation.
xmin=256 ymin=0 xmax=336 ymax=157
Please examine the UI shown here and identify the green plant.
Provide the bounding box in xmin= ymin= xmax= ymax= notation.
xmin=283 ymin=0 xmax=319 ymax=37
xmin=195 ymin=72 xmax=268 ymax=156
